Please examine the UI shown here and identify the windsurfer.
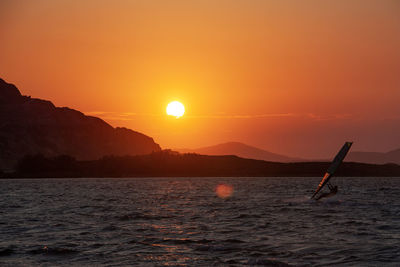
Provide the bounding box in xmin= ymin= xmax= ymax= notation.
xmin=315 ymin=183 xmax=338 ymax=200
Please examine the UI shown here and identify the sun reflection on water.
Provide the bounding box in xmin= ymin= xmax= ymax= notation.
xmin=215 ymin=183 xmax=234 ymax=199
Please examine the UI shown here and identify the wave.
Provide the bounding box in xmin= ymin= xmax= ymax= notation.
xmin=29 ymin=246 xmax=79 ymax=256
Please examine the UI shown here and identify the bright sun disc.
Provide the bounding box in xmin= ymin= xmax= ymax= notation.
xmin=166 ymin=101 xmax=185 ymax=118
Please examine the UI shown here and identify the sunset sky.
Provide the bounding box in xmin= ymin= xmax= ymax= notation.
xmin=1 ymin=0 xmax=399 ymax=158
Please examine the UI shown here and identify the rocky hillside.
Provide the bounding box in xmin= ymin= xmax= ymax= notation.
xmin=0 ymin=78 xmax=161 ymax=170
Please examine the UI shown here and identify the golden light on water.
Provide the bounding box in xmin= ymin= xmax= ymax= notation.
xmin=166 ymin=101 xmax=185 ymax=118
xmin=215 ymin=184 xmax=234 ymax=199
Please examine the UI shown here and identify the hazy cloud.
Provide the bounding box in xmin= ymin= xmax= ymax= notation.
xmin=85 ymin=111 xmax=352 ymax=121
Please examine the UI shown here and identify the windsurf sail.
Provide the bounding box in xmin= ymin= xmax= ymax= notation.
xmin=311 ymin=142 xmax=353 ymax=199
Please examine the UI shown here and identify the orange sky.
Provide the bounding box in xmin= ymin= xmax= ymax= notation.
xmin=1 ymin=0 xmax=400 ymax=158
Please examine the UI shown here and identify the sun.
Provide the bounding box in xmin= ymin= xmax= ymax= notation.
xmin=166 ymin=101 xmax=185 ymax=118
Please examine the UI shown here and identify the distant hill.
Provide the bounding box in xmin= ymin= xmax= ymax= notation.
xmin=176 ymin=142 xmax=304 ymax=162
xmin=347 ymin=149 xmax=400 ymax=165
xmin=0 ymin=78 xmax=161 ymax=170
xmin=11 ymin=151 xmax=400 ymax=178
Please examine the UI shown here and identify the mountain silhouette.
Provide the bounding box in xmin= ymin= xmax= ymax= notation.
xmin=0 ymin=78 xmax=161 ymax=170
xmin=176 ymin=142 xmax=304 ymax=162
xmin=347 ymin=149 xmax=400 ymax=165
xmin=12 ymin=151 xmax=400 ymax=178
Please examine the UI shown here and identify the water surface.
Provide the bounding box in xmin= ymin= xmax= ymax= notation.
xmin=0 ymin=177 xmax=399 ymax=266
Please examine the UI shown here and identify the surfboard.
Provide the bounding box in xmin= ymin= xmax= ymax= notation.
xmin=311 ymin=142 xmax=353 ymax=199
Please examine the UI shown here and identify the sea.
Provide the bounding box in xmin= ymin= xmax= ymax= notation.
xmin=0 ymin=177 xmax=399 ymax=266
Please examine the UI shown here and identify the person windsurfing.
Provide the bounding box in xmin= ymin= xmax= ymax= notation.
xmin=311 ymin=142 xmax=353 ymax=200
xmin=315 ymin=182 xmax=338 ymax=200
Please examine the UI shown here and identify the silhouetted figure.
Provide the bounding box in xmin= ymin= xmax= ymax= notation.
xmin=316 ymin=183 xmax=338 ymax=201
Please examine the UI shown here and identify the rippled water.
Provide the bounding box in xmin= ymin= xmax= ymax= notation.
xmin=0 ymin=177 xmax=399 ymax=266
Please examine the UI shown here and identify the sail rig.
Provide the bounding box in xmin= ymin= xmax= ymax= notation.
xmin=311 ymin=142 xmax=353 ymax=199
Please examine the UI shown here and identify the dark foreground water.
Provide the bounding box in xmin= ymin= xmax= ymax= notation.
xmin=0 ymin=177 xmax=399 ymax=266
